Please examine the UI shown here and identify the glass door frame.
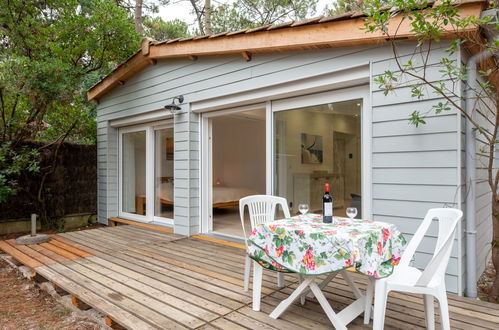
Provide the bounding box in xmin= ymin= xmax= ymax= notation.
xmin=118 ymin=120 xmax=174 ymax=225
xmin=200 ymin=103 xmax=268 ymax=234
xmin=270 ymin=85 xmax=372 ymax=219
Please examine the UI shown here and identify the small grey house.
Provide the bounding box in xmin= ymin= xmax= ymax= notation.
xmin=88 ymin=1 xmax=494 ymax=296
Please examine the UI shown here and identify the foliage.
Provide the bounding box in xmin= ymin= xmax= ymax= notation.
xmin=195 ymin=0 xmax=319 ymax=34
xmin=327 ymin=0 xmax=369 ymax=15
xmin=0 ymin=0 xmax=140 ymax=223
xmin=363 ymin=0 xmax=499 ymax=300
xmin=144 ymin=17 xmax=190 ymax=40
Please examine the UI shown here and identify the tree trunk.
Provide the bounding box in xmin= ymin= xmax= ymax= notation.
xmin=489 ymin=201 xmax=499 ymax=302
xmin=204 ymin=0 xmax=212 ymax=35
xmin=189 ymin=0 xmax=205 ymax=35
xmin=134 ymin=0 xmax=143 ymax=34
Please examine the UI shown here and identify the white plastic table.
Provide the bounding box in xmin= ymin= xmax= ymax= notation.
xmin=247 ymin=214 xmax=407 ymax=329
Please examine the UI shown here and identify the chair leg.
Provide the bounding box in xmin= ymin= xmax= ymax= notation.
xmin=252 ymin=261 xmax=263 ymax=311
xmin=244 ymin=255 xmax=251 ymax=292
xmin=299 ymin=274 xmax=306 ymax=305
xmin=424 ymin=294 xmax=435 ymax=330
xmin=364 ymin=277 xmax=375 ymax=324
xmin=437 ymin=288 xmax=451 ymax=330
xmin=277 ymin=272 xmax=285 ymax=288
xmin=372 ymin=281 xmax=387 ymax=330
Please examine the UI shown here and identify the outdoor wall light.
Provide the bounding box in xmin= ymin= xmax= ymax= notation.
xmin=164 ymin=95 xmax=184 ymax=115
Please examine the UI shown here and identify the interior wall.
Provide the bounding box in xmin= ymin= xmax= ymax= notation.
xmin=276 ymin=108 xmax=361 ymax=206
xmin=212 ymin=115 xmax=266 ymax=193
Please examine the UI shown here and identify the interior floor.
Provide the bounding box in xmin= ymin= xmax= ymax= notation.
xmin=212 ymin=207 xmax=250 ymax=237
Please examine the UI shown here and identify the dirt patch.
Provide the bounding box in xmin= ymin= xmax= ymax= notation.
xmin=0 ymin=258 xmax=103 ymax=329
xmin=0 ymin=223 xmax=104 ymax=241
xmin=477 ymin=260 xmax=497 ymax=303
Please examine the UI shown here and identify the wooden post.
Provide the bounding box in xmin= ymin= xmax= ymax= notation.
xmin=71 ymin=295 xmax=92 ymax=310
xmin=31 ymin=214 xmax=37 ymax=236
xmin=105 ymin=317 xmax=127 ymax=330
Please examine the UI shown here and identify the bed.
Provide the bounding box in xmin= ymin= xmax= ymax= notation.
xmin=135 ymin=182 xmax=259 ymax=213
xmin=158 ymin=182 xmax=258 ymax=208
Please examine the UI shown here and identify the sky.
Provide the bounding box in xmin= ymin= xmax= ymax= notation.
xmin=159 ymin=0 xmax=333 ymax=30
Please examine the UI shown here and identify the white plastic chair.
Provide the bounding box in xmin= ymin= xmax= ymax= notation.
xmin=365 ymin=208 xmax=463 ymax=330
xmin=239 ymin=195 xmax=291 ymax=293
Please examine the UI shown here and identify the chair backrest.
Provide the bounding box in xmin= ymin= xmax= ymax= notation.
xmin=239 ymin=195 xmax=291 ymax=243
xmin=399 ymin=208 xmax=463 ymax=287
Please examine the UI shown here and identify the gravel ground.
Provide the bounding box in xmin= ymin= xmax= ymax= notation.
xmin=477 ymin=260 xmax=497 ymax=303
xmin=0 ymin=257 xmax=104 ymax=330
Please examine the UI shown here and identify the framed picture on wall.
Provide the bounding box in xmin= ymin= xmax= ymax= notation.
xmin=165 ymin=137 xmax=174 ymax=160
xmin=301 ymin=133 xmax=323 ymax=164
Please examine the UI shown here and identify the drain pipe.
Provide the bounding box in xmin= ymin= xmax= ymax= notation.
xmin=465 ymin=8 xmax=499 ymax=298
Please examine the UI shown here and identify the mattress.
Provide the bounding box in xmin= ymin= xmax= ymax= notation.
xmin=158 ymin=182 xmax=258 ymax=204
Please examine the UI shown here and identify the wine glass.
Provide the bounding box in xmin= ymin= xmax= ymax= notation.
xmin=298 ymin=204 xmax=309 ymax=217
xmin=346 ymin=207 xmax=358 ymax=220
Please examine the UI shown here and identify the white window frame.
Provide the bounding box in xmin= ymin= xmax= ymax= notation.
xmin=270 ymin=85 xmax=372 ymax=219
xmin=118 ymin=120 xmax=174 ymax=225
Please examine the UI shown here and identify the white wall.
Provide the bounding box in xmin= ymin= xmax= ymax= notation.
xmin=212 ymin=115 xmax=266 ymax=193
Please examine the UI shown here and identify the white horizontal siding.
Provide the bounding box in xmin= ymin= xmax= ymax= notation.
xmin=371 ymin=42 xmax=461 ymax=294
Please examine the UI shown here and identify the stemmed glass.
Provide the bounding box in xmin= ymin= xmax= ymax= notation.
xmin=346 ymin=207 xmax=358 ymax=220
xmin=298 ymin=204 xmax=309 ymax=217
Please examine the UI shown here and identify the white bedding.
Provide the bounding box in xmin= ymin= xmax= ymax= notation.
xmin=158 ymin=182 xmax=258 ymax=204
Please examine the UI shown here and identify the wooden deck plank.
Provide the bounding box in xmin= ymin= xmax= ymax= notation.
xmin=50 ymin=235 xmax=100 ymax=255
xmin=108 ymin=217 xmax=174 ymax=234
xmin=4 ymin=240 xmax=56 ymax=265
xmin=120 ymin=250 xmax=253 ymax=304
xmin=96 ymin=252 xmax=245 ymax=310
xmin=127 ymin=246 xmax=276 ymax=295
xmin=35 ymin=265 xmax=158 ymax=330
xmin=62 ymin=260 xmax=205 ymax=328
xmin=0 ymin=240 xmax=43 ymax=268
xmin=141 ymin=242 xmax=287 ymax=288
xmin=68 ymin=230 xmax=130 ymax=250
xmin=209 ymin=317 xmax=248 ymax=330
xmin=39 ymin=242 xmax=80 ymax=259
xmin=29 ymin=244 xmax=68 ymax=263
xmin=91 ymin=228 xmax=155 ymax=245
xmin=106 ymin=225 xmax=177 ymax=241
xmin=73 ymin=257 xmax=220 ymax=322
xmin=149 ymin=242 xmax=288 ymax=287
xmin=48 ymin=262 xmax=189 ymax=329
xmin=88 ymin=255 xmax=232 ymax=316
xmin=192 ymin=235 xmax=246 ymax=249
xmin=47 ymin=239 xmax=93 ymax=258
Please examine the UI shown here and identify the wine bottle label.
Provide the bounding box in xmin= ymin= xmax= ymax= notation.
xmin=324 ymin=202 xmax=333 ymax=216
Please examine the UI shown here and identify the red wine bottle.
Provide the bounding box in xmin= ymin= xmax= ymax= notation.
xmin=323 ymin=183 xmax=333 ymax=223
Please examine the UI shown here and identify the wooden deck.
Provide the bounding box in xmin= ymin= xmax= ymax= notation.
xmin=1 ymin=225 xmax=498 ymax=330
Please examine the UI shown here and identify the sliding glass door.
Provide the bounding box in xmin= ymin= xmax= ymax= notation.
xmin=119 ymin=122 xmax=174 ymax=225
xmin=272 ymin=86 xmax=370 ymax=219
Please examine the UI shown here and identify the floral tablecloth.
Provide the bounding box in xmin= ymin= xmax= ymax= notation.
xmin=247 ymin=214 xmax=407 ymax=278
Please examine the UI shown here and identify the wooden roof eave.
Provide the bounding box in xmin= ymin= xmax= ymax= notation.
xmin=87 ymin=1 xmax=484 ymax=101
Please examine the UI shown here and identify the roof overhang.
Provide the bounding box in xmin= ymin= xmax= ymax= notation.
xmin=87 ymin=1 xmax=486 ymax=102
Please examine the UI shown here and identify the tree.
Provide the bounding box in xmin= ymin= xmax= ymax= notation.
xmin=209 ymin=0 xmax=319 ymax=34
xmin=144 ymin=17 xmax=190 ymax=40
xmin=115 ymin=0 xmax=170 ymax=34
xmin=0 ymin=0 xmax=140 ymax=226
xmin=363 ymin=0 xmax=499 ymax=301
xmin=328 ymin=0 xmax=367 ymax=15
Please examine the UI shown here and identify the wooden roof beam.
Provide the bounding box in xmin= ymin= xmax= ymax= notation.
xmin=87 ymin=2 xmax=484 ymax=101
